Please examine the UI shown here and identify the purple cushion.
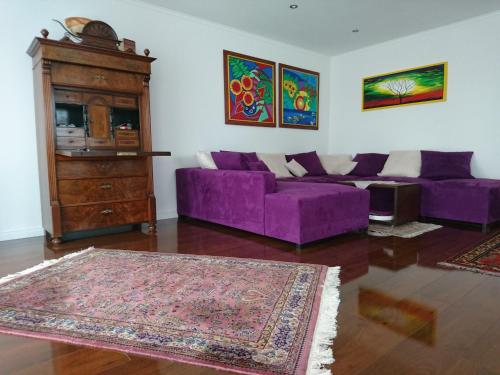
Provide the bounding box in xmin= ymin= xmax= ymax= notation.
xmin=349 ymin=153 xmax=389 ymax=177
xmin=220 ymin=151 xmax=259 ymax=163
xmin=420 ymin=151 xmax=474 ymax=180
xmin=247 ymin=161 xmax=270 ymax=171
xmin=211 ymin=151 xmax=248 ymax=170
xmin=285 ymin=151 xmax=326 ymax=176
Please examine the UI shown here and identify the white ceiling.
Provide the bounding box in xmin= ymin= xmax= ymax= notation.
xmin=139 ymin=0 xmax=500 ymax=55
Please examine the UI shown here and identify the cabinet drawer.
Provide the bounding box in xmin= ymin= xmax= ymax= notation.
xmin=87 ymin=137 xmax=114 ymax=148
xmin=56 ymin=137 xmax=86 ymax=149
xmin=115 ymin=130 xmax=138 ymax=139
xmin=58 ymin=177 xmax=147 ymax=205
xmin=56 ymin=127 xmax=85 ymax=137
xmin=54 ymin=90 xmax=83 ymax=104
xmin=114 ymin=96 xmax=137 ymax=108
xmin=51 ymin=63 xmax=144 ymax=93
xmin=116 ymin=139 xmax=140 ymax=148
xmin=62 ymin=200 xmax=149 ymax=232
xmin=83 ymin=93 xmax=113 ymax=106
xmin=57 ymin=159 xmax=147 ymax=179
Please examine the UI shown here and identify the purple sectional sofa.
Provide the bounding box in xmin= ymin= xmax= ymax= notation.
xmin=279 ymin=174 xmax=500 ymax=231
xmin=177 ymin=150 xmax=500 ymax=244
xmin=176 ymin=168 xmax=370 ymax=245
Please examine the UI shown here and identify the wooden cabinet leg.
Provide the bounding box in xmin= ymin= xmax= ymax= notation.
xmin=51 ymin=237 xmax=62 ymax=244
xmin=147 ymin=223 xmax=157 ymax=235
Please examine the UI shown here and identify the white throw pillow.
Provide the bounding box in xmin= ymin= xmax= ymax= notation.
xmin=257 ymin=153 xmax=292 ymax=178
xmin=196 ymin=151 xmax=217 ymax=169
xmin=378 ymin=150 xmax=421 ymax=177
xmin=319 ymin=154 xmax=357 ymax=175
xmin=285 ymin=159 xmax=308 ymax=177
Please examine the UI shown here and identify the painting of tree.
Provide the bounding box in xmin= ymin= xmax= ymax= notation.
xmin=362 ymin=63 xmax=447 ymax=111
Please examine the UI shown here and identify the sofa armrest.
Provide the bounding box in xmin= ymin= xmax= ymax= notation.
xmin=175 ymin=168 xmax=276 ymax=234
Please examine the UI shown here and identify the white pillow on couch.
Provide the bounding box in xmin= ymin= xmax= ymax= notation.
xmin=285 ymin=159 xmax=308 ymax=177
xmin=319 ymin=154 xmax=357 ymax=175
xmin=378 ymin=150 xmax=421 ymax=177
xmin=196 ymin=151 xmax=217 ymax=169
xmin=257 ymin=153 xmax=292 ymax=178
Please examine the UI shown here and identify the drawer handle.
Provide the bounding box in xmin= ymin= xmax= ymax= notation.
xmin=100 ymin=209 xmax=113 ymax=215
xmin=67 ymin=130 xmax=74 ymax=134
xmin=100 ymin=183 xmax=113 ymax=189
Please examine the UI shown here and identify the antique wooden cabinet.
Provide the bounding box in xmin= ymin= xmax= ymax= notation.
xmin=27 ymin=27 xmax=169 ymax=246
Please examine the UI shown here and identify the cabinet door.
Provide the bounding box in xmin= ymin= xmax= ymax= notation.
xmin=88 ymin=105 xmax=109 ymax=139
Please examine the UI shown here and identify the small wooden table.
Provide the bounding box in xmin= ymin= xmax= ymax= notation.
xmin=337 ymin=182 xmax=421 ymax=226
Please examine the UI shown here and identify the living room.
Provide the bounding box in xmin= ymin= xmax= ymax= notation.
xmin=0 ymin=0 xmax=499 ymax=374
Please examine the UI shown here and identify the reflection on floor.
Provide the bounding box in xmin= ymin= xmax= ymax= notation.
xmin=0 ymin=217 xmax=498 ymax=375
xmin=358 ymin=287 xmax=436 ymax=346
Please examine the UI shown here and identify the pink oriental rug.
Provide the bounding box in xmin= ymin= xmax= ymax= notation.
xmin=0 ymin=248 xmax=340 ymax=375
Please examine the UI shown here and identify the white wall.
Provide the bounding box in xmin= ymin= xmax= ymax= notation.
xmin=329 ymin=12 xmax=500 ymax=178
xmin=0 ymin=0 xmax=331 ymax=240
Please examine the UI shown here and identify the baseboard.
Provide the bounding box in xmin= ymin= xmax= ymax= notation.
xmin=157 ymin=209 xmax=178 ymax=221
xmin=0 ymin=227 xmax=44 ymax=242
xmin=0 ymin=211 xmax=178 ymax=242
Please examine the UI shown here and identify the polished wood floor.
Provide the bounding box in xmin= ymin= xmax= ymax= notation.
xmin=0 ymin=218 xmax=498 ymax=375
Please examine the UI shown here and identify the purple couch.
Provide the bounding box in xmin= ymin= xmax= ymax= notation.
xmin=279 ymin=174 xmax=500 ymax=230
xmin=176 ymin=168 xmax=370 ymax=244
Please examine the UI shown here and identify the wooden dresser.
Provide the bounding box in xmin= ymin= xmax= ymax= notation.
xmin=27 ymin=25 xmax=169 ymax=246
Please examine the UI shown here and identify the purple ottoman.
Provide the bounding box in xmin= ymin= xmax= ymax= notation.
xmin=421 ymin=178 xmax=500 ymax=227
xmin=265 ymin=182 xmax=370 ymax=245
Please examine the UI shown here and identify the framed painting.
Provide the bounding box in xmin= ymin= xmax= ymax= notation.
xmin=362 ymin=62 xmax=447 ymax=111
xmin=279 ymin=64 xmax=319 ymax=130
xmin=223 ymin=50 xmax=276 ymax=127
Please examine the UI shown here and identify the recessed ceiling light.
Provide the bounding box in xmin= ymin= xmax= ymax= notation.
xmin=290 ymin=4 xmax=298 ymax=9
xmin=352 ymin=28 xmax=360 ymax=33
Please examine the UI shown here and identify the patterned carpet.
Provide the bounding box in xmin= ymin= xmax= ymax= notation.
xmin=0 ymin=248 xmax=340 ymax=374
xmin=439 ymin=233 xmax=500 ymax=276
xmin=368 ymin=221 xmax=442 ymax=238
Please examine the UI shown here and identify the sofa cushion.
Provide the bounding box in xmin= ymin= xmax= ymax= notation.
xmin=211 ymin=151 xmax=248 ymax=170
xmin=285 ymin=151 xmax=326 ymax=176
xmin=319 ymin=154 xmax=357 ymax=175
xmin=257 ymin=153 xmax=293 ymax=178
xmin=420 ymin=151 xmax=474 ymax=180
xmin=265 ymin=182 xmax=369 ymax=244
xmin=285 ymin=159 xmax=308 ymax=177
xmin=221 ymin=150 xmax=259 ymax=164
xmin=420 ymin=178 xmax=500 ymax=224
xmin=196 ymin=151 xmax=217 ymax=169
xmin=378 ymin=150 xmax=421 ymax=177
xmin=350 ymin=153 xmax=389 ymax=177
xmin=247 ymin=161 xmax=270 ymax=171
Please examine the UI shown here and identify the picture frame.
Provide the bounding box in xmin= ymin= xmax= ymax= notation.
xmin=362 ymin=62 xmax=447 ymax=111
xmin=223 ymin=50 xmax=276 ymax=127
xmin=279 ymin=64 xmax=320 ymax=130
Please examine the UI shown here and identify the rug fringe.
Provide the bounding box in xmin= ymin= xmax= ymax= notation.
xmin=0 ymin=247 xmax=94 ymax=286
xmin=306 ymin=266 xmax=340 ymax=375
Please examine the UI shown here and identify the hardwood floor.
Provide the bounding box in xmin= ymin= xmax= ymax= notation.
xmin=0 ymin=218 xmax=498 ymax=375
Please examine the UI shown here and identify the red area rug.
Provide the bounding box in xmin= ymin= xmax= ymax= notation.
xmin=439 ymin=233 xmax=500 ymax=277
xmin=0 ymin=248 xmax=339 ymax=374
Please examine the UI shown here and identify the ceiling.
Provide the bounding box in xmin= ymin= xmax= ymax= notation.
xmin=139 ymin=0 xmax=500 ymax=55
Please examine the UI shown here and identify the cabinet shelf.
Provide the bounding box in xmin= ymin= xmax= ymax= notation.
xmin=56 ymin=150 xmax=171 ymax=158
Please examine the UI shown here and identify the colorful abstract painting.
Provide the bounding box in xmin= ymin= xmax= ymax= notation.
xmin=362 ymin=62 xmax=447 ymax=111
xmin=279 ymin=64 xmax=319 ymax=130
xmin=223 ymin=50 xmax=275 ymax=127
